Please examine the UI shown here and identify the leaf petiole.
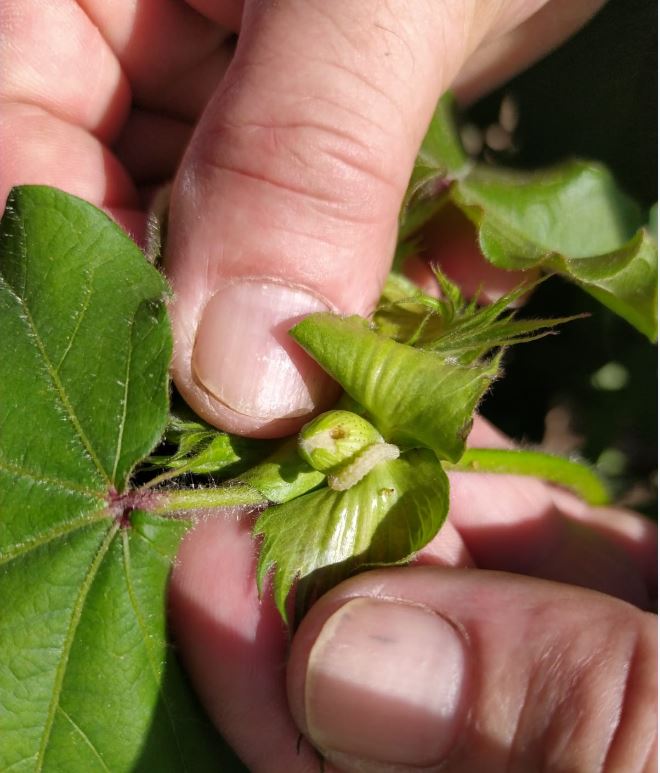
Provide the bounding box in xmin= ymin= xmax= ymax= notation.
xmin=149 ymin=483 xmax=267 ymax=515
xmin=445 ymin=447 xmax=611 ymax=506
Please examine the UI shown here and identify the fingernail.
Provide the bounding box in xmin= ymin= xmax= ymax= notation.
xmin=304 ymin=597 xmax=468 ymax=768
xmin=192 ymin=281 xmax=331 ymax=419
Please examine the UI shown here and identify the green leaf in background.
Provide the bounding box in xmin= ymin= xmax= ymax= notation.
xmin=291 ymin=313 xmax=499 ymax=463
xmin=398 ymin=92 xmax=472 ymax=249
xmin=403 ymin=92 xmax=471 ymax=212
xmin=450 ymin=160 xmax=658 ymax=340
xmin=401 ymin=94 xmax=658 ymax=340
xmin=254 ymin=450 xmax=448 ymax=622
xmin=0 ymin=187 xmax=240 ymax=772
xmin=648 ymin=203 xmax=658 ymax=242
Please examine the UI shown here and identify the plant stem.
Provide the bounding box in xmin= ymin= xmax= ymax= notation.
xmin=141 ymin=467 xmax=187 ymax=489
xmin=446 ymin=448 xmax=611 ymax=506
xmin=150 ymin=483 xmax=267 ymax=515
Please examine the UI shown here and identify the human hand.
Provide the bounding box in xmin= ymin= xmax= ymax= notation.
xmin=2 ymin=0 xmax=605 ymax=437
xmin=169 ymin=418 xmax=657 ymax=772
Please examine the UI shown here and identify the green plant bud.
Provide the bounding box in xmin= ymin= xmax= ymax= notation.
xmin=298 ymin=410 xmax=384 ymax=474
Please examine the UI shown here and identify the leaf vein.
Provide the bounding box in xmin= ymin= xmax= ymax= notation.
xmin=6 ymin=285 xmax=111 ymax=485
xmin=121 ymin=530 xmax=189 ymax=772
xmin=34 ymin=522 xmax=118 ymax=773
xmin=0 ymin=510 xmax=109 ymax=565
xmin=54 ymin=275 xmax=95 ymax=372
xmin=111 ymin=314 xmax=135 ymax=483
xmin=0 ymin=457 xmax=102 ymax=499
xmin=56 ymin=706 xmax=111 ymax=772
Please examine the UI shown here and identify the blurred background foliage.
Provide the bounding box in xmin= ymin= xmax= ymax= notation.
xmin=460 ymin=0 xmax=657 ymax=515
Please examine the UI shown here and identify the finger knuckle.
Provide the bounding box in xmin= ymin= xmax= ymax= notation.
xmin=191 ymin=95 xmax=403 ymax=230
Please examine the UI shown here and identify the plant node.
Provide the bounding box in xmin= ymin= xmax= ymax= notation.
xmin=106 ymin=488 xmax=160 ymax=528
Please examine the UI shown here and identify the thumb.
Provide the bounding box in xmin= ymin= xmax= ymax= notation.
xmin=288 ymin=567 xmax=657 ymax=772
xmin=165 ymin=1 xmax=486 ymax=437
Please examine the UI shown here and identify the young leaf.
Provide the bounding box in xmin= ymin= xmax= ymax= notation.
xmin=291 ymin=313 xmax=499 ymax=463
xmin=147 ymin=413 xmax=271 ymax=477
xmin=0 ymin=187 xmax=240 ymax=772
xmin=254 ymin=449 xmax=449 ymax=622
xmin=450 ymin=160 xmax=658 ymax=340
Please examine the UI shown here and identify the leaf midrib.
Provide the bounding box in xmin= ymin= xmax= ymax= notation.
xmin=21 ymin=300 xmax=112 ymax=486
xmin=1 ymin=273 xmax=112 ymax=487
xmin=111 ymin=312 xmax=135 ymax=482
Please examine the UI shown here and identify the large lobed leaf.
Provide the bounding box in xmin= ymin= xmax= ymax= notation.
xmin=0 ymin=187 xmax=241 ymax=772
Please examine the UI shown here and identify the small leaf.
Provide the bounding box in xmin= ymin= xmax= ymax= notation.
xmin=291 ymin=313 xmax=499 ymax=463
xmin=254 ymin=450 xmax=449 ymax=622
xmin=450 ymin=160 xmax=658 ymax=340
xmin=147 ymin=414 xmax=271 ymax=477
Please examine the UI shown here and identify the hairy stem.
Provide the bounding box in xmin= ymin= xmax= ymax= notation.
xmin=446 ymin=447 xmax=611 ymax=506
xmin=150 ymin=483 xmax=267 ymax=515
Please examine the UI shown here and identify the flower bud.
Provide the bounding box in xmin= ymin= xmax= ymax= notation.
xmin=298 ymin=410 xmax=383 ymax=474
xmin=299 ymin=410 xmax=400 ymax=490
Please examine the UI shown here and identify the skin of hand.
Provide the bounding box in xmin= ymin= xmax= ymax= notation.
xmin=170 ymin=418 xmax=657 ymax=772
xmin=2 ymin=0 xmax=605 ymax=435
xmin=2 ymin=1 xmax=656 ymax=771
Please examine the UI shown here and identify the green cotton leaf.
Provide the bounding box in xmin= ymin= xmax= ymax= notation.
xmin=562 ymin=228 xmax=658 ymax=342
xmin=147 ymin=414 xmax=271 ymax=477
xmin=0 ymin=187 xmax=172 ymax=496
xmin=254 ymin=450 xmax=449 ymax=622
xmin=398 ymin=92 xmax=471 ymax=249
xmin=0 ymin=514 xmax=241 ymax=773
xmin=291 ymin=313 xmax=499 ymax=463
xmin=404 ymin=92 xmax=471 ymax=209
xmin=0 ymin=186 xmax=240 ymax=772
xmin=450 ymin=160 xmax=658 ymax=340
